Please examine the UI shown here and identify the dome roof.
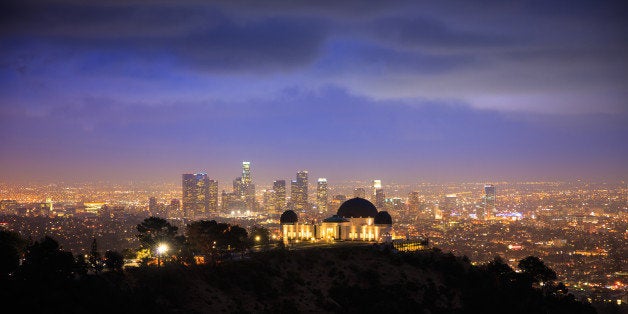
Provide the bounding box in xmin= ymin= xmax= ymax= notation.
xmin=337 ymin=197 xmax=378 ymax=218
xmin=374 ymin=211 xmax=392 ymax=225
xmin=280 ymin=210 xmax=298 ymax=224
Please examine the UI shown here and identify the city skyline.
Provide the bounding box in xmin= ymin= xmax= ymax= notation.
xmin=1 ymin=0 xmax=627 ymax=184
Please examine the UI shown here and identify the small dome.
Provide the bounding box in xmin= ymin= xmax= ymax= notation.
xmin=374 ymin=211 xmax=392 ymax=225
xmin=280 ymin=210 xmax=298 ymax=224
xmin=337 ymin=198 xmax=378 ymax=218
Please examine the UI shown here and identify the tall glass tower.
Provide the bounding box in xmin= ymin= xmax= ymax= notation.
xmin=483 ymin=184 xmax=496 ymax=220
xmin=241 ymin=161 xmax=255 ymax=210
xmin=316 ymin=178 xmax=328 ymax=213
xmin=291 ymin=170 xmax=308 ymax=211
xmin=273 ymin=180 xmax=286 ymax=212
xmin=182 ymin=173 xmax=210 ymax=219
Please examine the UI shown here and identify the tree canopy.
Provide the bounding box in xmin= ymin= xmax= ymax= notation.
xmin=0 ymin=229 xmax=26 ymax=279
xmin=186 ymin=220 xmax=249 ymax=255
xmin=518 ymin=256 xmax=557 ymax=284
xmin=136 ymin=217 xmax=179 ymax=252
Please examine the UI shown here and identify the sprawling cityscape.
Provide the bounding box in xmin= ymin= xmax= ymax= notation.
xmin=2 ymin=0 xmax=627 ymax=312
xmin=1 ymin=161 xmax=626 ymax=307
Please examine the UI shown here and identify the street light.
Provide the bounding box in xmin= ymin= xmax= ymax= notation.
xmin=156 ymin=243 xmax=169 ymax=267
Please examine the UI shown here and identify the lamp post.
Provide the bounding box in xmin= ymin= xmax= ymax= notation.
xmin=156 ymin=243 xmax=169 ymax=268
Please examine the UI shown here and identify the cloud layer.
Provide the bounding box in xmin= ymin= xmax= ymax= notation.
xmin=1 ymin=0 xmax=627 ymax=182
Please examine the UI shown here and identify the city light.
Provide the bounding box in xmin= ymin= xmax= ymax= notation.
xmin=156 ymin=243 xmax=169 ymax=268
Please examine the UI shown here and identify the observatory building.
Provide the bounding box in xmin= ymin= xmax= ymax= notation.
xmin=280 ymin=197 xmax=393 ymax=244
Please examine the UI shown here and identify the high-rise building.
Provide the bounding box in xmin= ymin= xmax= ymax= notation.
xmin=148 ymin=197 xmax=157 ymax=215
xmin=182 ymin=173 xmax=210 ymax=219
xmin=168 ymin=199 xmax=181 ymax=218
xmin=373 ymin=180 xmax=385 ymax=209
xmin=375 ymin=189 xmax=386 ymax=209
xmin=233 ymin=177 xmax=243 ymax=197
xmin=354 ymin=187 xmax=366 ymax=199
xmin=242 ymin=161 xmax=251 ymax=185
xmin=208 ymin=179 xmax=218 ymax=213
xmin=233 ymin=161 xmax=256 ymax=210
xmin=316 ymin=178 xmax=328 ymax=213
xmin=291 ymin=170 xmax=308 ymax=211
xmin=273 ymin=180 xmax=286 ymax=211
xmin=373 ymin=180 xmax=382 ymax=196
xmin=482 ymin=184 xmax=496 ymax=220
xmin=371 ymin=180 xmax=386 ymax=210
xmin=441 ymin=194 xmax=457 ymax=220
xmin=263 ymin=189 xmax=276 ymax=213
xmin=221 ymin=190 xmax=236 ymax=211
xmin=331 ymin=194 xmax=347 ymax=209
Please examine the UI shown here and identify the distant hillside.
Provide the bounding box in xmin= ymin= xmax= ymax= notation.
xmin=3 ymin=245 xmax=596 ymax=314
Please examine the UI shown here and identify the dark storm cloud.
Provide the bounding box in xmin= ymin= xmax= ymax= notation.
xmin=0 ymin=0 xmax=328 ymax=72
xmin=367 ymin=16 xmax=510 ymax=49
xmin=317 ymin=40 xmax=478 ymax=76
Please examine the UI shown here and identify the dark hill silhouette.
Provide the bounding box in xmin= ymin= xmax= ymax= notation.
xmin=1 ymin=241 xmax=597 ymax=314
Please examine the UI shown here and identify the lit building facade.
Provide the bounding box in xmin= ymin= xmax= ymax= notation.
xmin=208 ymin=179 xmax=218 ymax=213
xmin=273 ymin=180 xmax=286 ymax=212
xmin=280 ymin=198 xmax=393 ymax=244
xmin=182 ymin=173 xmax=210 ymax=219
xmin=373 ymin=179 xmax=385 ymax=209
xmin=241 ymin=161 xmax=255 ymax=210
xmin=291 ymin=170 xmax=308 ymax=211
xmin=482 ymin=184 xmax=496 ymax=220
xmin=316 ymin=178 xmax=328 ymax=213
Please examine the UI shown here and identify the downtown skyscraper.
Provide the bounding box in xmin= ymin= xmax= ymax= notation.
xmin=241 ymin=161 xmax=256 ymax=210
xmin=232 ymin=162 xmax=256 ymax=211
xmin=316 ymin=178 xmax=328 ymax=213
xmin=291 ymin=170 xmax=308 ymax=211
xmin=273 ymin=180 xmax=286 ymax=212
xmin=182 ymin=173 xmax=210 ymax=219
xmin=373 ymin=179 xmax=385 ymax=209
xmin=482 ymin=184 xmax=496 ymax=220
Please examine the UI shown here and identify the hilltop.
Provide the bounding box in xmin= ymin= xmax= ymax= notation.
xmin=2 ymin=244 xmax=597 ymax=314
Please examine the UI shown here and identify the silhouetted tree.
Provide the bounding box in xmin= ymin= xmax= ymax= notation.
xmin=104 ymin=250 xmax=124 ymax=272
xmin=136 ymin=216 xmax=178 ymax=253
xmin=249 ymin=226 xmax=270 ymax=247
xmin=0 ymin=229 xmax=25 ymax=279
xmin=224 ymin=225 xmax=249 ymax=252
xmin=20 ymin=236 xmax=79 ymax=282
xmin=484 ymin=256 xmax=516 ymax=283
xmin=518 ymin=256 xmax=557 ymax=284
xmin=187 ymin=220 xmax=249 ymax=253
xmin=186 ymin=220 xmax=219 ymax=256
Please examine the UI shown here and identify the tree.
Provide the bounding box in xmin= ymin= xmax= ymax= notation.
xmin=224 ymin=225 xmax=249 ymax=252
xmin=136 ymin=216 xmax=178 ymax=253
xmin=20 ymin=236 xmax=79 ymax=282
xmin=186 ymin=220 xmax=219 ymax=256
xmin=484 ymin=256 xmax=516 ymax=283
xmin=518 ymin=256 xmax=557 ymax=284
xmin=0 ymin=229 xmax=26 ymax=279
xmin=249 ymin=226 xmax=270 ymax=248
xmin=104 ymin=250 xmax=124 ymax=272
xmin=185 ymin=220 xmax=250 ymax=264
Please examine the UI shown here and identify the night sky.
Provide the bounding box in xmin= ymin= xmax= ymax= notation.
xmin=1 ymin=0 xmax=627 ymax=185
